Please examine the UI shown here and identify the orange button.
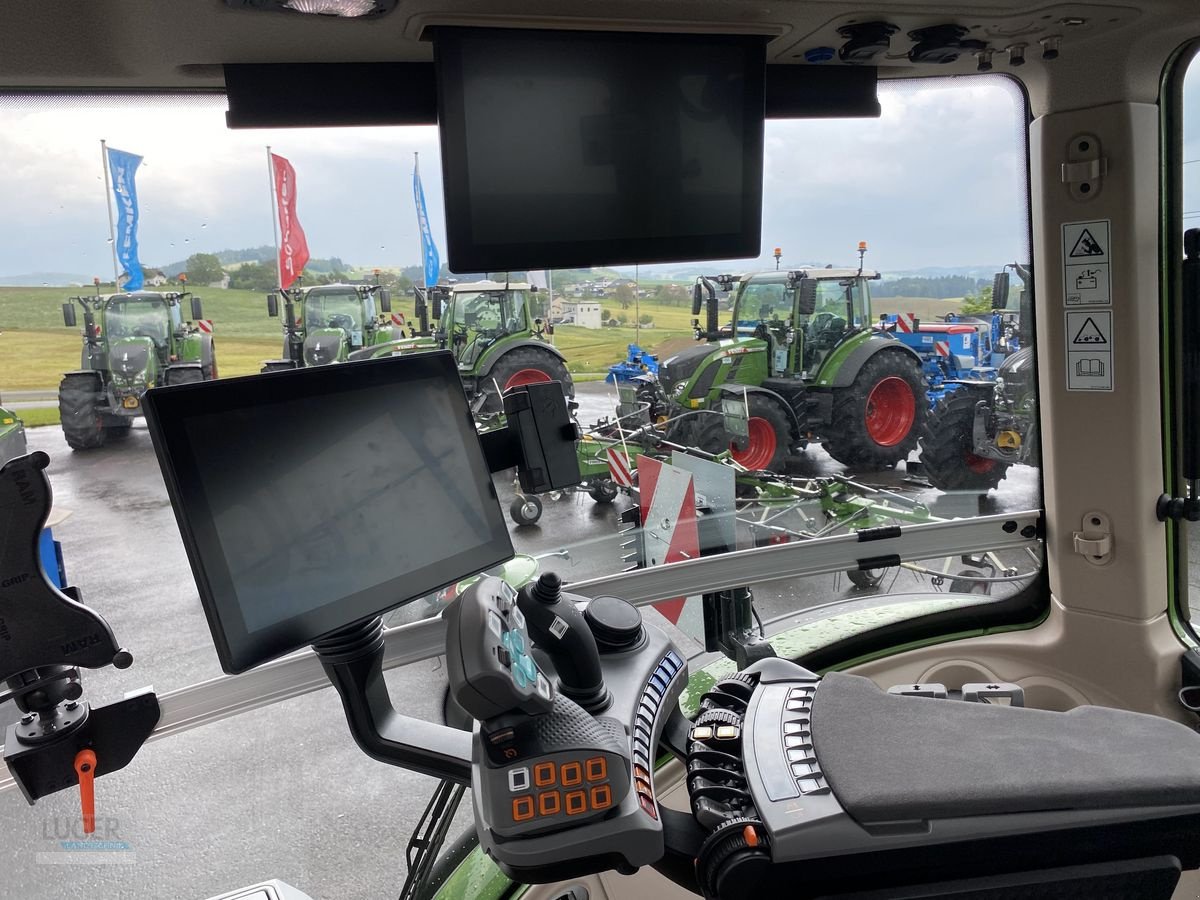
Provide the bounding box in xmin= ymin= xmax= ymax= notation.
xmin=634 ymin=764 xmax=650 ymax=782
xmin=534 ymin=762 xmax=556 ymax=788
xmin=539 ymin=791 xmax=561 ymax=816
xmin=586 ymin=757 xmax=607 ymax=782
xmin=743 ymin=825 xmax=759 ymax=847
xmin=639 ymin=794 xmax=658 ymax=819
xmin=590 ymin=784 xmax=613 ymax=809
xmin=561 ymin=761 xmax=583 ymax=787
xmin=512 ymin=796 xmax=535 ymax=822
xmin=565 ymin=790 xmax=588 ymax=816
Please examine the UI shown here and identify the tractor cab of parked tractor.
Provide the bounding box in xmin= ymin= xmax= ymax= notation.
xmin=441 ymin=280 xmax=539 ymax=367
xmin=264 ymin=282 xmax=397 ymax=370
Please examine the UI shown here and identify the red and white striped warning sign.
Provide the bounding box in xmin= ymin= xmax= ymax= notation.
xmin=934 ymin=340 xmax=951 ymax=358
xmin=606 ymin=447 xmax=634 ymax=488
xmin=895 ymin=313 xmax=917 ymax=333
xmin=197 ymin=319 xmax=214 ymax=334
xmin=636 ymin=456 xmax=699 ymax=626
xmin=391 ymin=312 xmax=406 ymax=328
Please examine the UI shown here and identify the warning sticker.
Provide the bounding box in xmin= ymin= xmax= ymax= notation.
xmin=1065 ymin=310 xmax=1113 ymax=391
xmin=1062 ymin=220 xmax=1112 ymax=306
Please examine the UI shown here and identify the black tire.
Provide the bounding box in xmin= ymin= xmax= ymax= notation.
xmin=691 ymin=393 xmax=792 ymax=472
xmin=509 ymin=494 xmax=543 ymax=526
xmin=203 ymin=342 xmax=218 ymax=380
xmin=409 ymin=823 xmax=481 ymax=900
xmin=164 ymin=366 xmax=204 ymax=386
xmin=948 ymin=569 xmax=992 ymax=595
xmin=479 ymin=346 xmax=575 ymax=414
xmin=58 ymin=373 xmax=106 ymax=451
xmin=919 ymin=389 xmax=1011 ymax=492
xmin=823 ymin=350 xmax=926 ymax=469
xmin=588 ymin=478 xmax=619 ymax=503
xmin=847 ymin=568 xmax=885 ymax=589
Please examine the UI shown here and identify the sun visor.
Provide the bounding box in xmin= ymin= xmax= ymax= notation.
xmin=223 ymin=61 xmax=877 ymax=128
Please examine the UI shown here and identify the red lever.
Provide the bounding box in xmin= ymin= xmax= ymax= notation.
xmin=73 ymin=749 xmax=96 ymax=835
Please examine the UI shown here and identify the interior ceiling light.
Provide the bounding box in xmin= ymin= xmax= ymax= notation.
xmin=225 ymin=0 xmax=397 ymax=18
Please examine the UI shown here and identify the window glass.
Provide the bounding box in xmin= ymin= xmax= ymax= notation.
xmin=0 ymin=75 xmax=1037 ymax=897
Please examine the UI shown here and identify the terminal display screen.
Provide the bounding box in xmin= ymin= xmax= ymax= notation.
xmin=145 ymin=352 xmax=513 ymax=673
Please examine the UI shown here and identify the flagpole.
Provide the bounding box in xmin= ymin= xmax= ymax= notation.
xmin=547 ymin=269 xmax=555 ymax=345
xmin=100 ymin=140 xmax=121 ymax=288
xmin=266 ymin=146 xmax=283 ymax=291
xmin=414 ymin=152 xmax=428 ymax=286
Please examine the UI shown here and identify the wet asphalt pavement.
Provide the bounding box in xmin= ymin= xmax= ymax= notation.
xmin=0 ymin=381 xmax=1044 ymax=899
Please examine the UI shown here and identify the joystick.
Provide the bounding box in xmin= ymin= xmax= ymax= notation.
xmin=517 ymin=573 xmax=610 ymax=713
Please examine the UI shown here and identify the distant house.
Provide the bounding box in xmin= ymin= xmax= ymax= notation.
xmin=571 ymin=301 xmax=602 ymax=330
xmin=209 ymin=274 xmax=231 ymax=289
xmin=146 ymin=269 xmax=168 ymax=286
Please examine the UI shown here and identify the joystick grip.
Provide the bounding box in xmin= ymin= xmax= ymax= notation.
xmin=517 ymin=573 xmax=608 ymax=712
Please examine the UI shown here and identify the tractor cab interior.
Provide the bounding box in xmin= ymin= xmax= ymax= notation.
xmin=4 ymin=2 xmax=1200 ymax=900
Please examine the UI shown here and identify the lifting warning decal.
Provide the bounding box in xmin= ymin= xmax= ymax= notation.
xmin=1062 ymin=220 xmax=1112 ymax=306
xmin=1065 ymin=309 xmax=1113 ymax=391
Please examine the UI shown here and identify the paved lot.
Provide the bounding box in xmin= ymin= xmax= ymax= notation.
xmin=0 ymin=382 xmax=1044 ymax=899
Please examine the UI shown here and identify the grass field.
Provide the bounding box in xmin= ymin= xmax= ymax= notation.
xmin=0 ymin=285 xmax=965 ymax=390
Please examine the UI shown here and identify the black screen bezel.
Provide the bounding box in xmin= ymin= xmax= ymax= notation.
xmin=435 ymin=27 xmax=767 ymax=272
xmin=144 ymin=352 xmax=514 ymax=674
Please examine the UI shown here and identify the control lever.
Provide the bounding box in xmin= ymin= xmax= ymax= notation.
xmin=517 ymin=573 xmax=609 ymax=713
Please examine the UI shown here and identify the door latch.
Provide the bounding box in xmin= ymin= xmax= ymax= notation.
xmin=1072 ymin=510 xmax=1113 ymax=565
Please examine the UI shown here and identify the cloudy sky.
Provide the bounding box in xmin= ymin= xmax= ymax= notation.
xmin=0 ymin=77 xmax=1028 ymax=280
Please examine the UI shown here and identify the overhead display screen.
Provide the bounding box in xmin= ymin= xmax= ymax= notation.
xmin=436 ymin=27 xmax=767 ymax=271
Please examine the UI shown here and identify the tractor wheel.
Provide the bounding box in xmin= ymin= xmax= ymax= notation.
xmin=692 ymin=394 xmax=791 ymax=472
xmin=164 ymin=367 xmax=204 ymax=386
xmin=588 ymin=478 xmax=619 ymax=504
xmin=479 ymin=347 xmax=575 ymax=414
xmin=203 ymin=342 xmax=219 ymax=380
xmin=58 ymin=374 xmax=106 ymax=451
xmin=847 ymin=568 xmax=886 ymax=590
xmin=823 ymin=351 xmax=925 ymax=469
xmin=919 ymin=390 xmax=1010 ymax=492
xmin=509 ymin=494 xmax=543 ymax=526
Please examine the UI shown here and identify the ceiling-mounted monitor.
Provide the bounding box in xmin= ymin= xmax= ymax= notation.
xmin=435 ymin=27 xmax=767 ymax=271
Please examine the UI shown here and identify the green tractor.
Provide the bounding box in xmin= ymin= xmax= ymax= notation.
xmin=58 ymin=289 xmax=216 ymax=450
xmin=424 ymin=280 xmax=574 ymax=413
xmin=261 ymin=279 xmax=573 ymax=414
xmin=260 ymin=282 xmax=407 ymax=372
xmin=0 ymin=402 xmax=27 ymax=466
xmin=647 ymin=256 xmax=926 ymax=471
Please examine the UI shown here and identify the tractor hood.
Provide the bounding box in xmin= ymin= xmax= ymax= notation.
xmin=303 ymin=328 xmax=346 ymax=367
xmin=658 ymin=343 xmax=718 ymax=396
xmin=108 ymin=338 xmax=156 ymax=380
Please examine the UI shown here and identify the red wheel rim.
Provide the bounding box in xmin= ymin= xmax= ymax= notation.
xmin=731 ymin=416 xmax=776 ymax=469
xmin=864 ymin=376 xmax=916 ymax=446
xmin=503 ymin=368 xmax=554 ymax=392
xmin=965 ymin=452 xmax=996 ymax=474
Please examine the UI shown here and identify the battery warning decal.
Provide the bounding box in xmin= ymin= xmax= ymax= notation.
xmin=1062 ymin=220 xmax=1112 ymax=307
xmin=1065 ymin=310 xmax=1113 ymax=392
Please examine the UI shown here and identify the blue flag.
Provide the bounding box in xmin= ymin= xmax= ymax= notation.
xmin=413 ymin=158 xmax=440 ymax=288
xmin=107 ymin=147 xmax=143 ymax=291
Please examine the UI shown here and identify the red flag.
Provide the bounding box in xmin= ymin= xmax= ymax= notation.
xmin=271 ymin=153 xmax=310 ymax=290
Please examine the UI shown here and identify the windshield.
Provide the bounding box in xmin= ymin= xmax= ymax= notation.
xmin=105 ymin=297 xmax=170 ymax=344
xmin=454 ymin=289 xmax=527 ymax=335
xmin=0 ymin=76 xmax=1038 ymax=898
xmin=304 ymin=292 xmax=362 ymax=332
xmin=734 ymin=279 xmax=790 ymax=322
